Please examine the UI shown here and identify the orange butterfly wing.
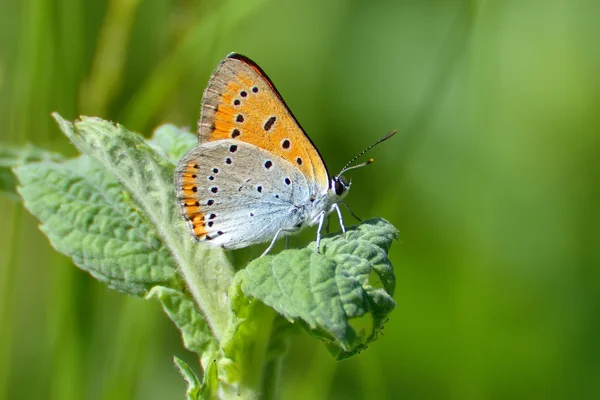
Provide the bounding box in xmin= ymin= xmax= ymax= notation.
xmin=197 ymin=53 xmax=330 ymax=192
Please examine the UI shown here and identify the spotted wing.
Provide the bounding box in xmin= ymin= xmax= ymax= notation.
xmin=175 ymin=140 xmax=310 ymax=248
xmin=197 ymin=53 xmax=330 ymax=195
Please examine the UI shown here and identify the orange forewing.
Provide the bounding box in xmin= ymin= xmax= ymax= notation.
xmin=198 ymin=54 xmax=329 ymax=190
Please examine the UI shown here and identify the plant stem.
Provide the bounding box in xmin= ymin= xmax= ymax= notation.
xmin=261 ymin=351 xmax=284 ymax=400
xmin=176 ymin=247 xmax=234 ymax=341
xmin=220 ymin=303 xmax=285 ymax=399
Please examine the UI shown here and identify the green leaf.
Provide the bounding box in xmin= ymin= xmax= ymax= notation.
xmin=238 ymin=218 xmax=398 ymax=360
xmin=52 ymin=113 xmax=234 ymax=339
xmin=0 ymin=143 xmax=64 ymax=198
xmin=174 ymin=355 xmax=221 ymax=400
xmin=14 ymin=156 xmax=184 ymax=295
xmin=174 ymin=357 xmax=201 ymax=400
xmin=147 ymin=286 xmax=218 ymax=367
xmin=199 ymin=357 xmax=220 ymax=400
xmin=147 ymin=124 xmax=197 ymax=165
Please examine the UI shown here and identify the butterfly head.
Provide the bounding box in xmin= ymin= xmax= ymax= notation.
xmin=327 ymin=130 xmax=398 ymax=202
xmin=331 ymin=175 xmax=351 ymax=200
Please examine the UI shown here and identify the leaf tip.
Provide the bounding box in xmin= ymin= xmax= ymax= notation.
xmin=174 ymin=356 xmax=201 ymax=399
xmin=51 ymin=112 xmax=77 ymax=140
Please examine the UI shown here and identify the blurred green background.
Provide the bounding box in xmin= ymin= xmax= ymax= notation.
xmin=1 ymin=0 xmax=600 ymax=398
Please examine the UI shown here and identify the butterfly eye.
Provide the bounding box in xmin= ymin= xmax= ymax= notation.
xmin=334 ymin=178 xmax=345 ymax=196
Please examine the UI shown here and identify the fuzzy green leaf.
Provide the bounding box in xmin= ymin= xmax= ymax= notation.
xmin=147 ymin=124 xmax=197 ymax=165
xmin=147 ymin=286 xmax=218 ymax=367
xmin=174 ymin=355 xmax=221 ymax=400
xmin=52 ymin=114 xmax=234 ymax=339
xmin=0 ymin=143 xmax=64 ymax=198
xmin=14 ymin=156 xmax=184 ymax=295
xmin=199 ymin=357 xmax=220 ymax=400
xmin=239 ymin=218 xmax=398 ymax=360
xmin=174 ymin=357 xmax=201 ymax=400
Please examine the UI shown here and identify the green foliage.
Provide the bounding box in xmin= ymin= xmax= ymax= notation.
xmin=0 ymin=144 xmax=64 ymax=198
xmin=147 ymin=125 xmax=198 ymax=164
xmin=52 ymin=114 xmax=234 ymax=338
xmin=14 ymin=156 xmax=183 ymax=295
xmin=7 ymin=115 xmax=398 ymax=399
xmin=239 ymin=219 xmax=397 ymax=360
xmin=174 ymin=357 xmax=202 ymax=400
xmin=147 ymin=287 xmax=218 ymax=364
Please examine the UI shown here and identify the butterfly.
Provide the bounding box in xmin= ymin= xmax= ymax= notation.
xmin=175 ymin=53 xmax=395 ymax=255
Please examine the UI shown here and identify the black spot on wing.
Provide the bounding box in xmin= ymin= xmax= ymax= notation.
xmin=264 ymin=116 xmax=276 ymax=131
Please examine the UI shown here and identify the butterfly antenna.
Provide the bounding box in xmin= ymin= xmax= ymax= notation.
xmin=337 ymin=130 xmax=397 ymax=177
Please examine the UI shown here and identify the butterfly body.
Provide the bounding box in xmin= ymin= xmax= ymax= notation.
xmin=175 ymin=53 xmax=349 ymax=253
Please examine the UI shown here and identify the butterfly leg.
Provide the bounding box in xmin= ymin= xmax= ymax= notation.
xmin=261 ymin=227 xmax=297 ymax=257
xmin=332 ymin=203 xmax=346 ymax=237
xmin=315 ymin=211 xmax=326 ymax=253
